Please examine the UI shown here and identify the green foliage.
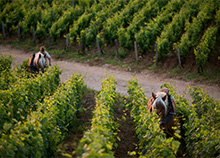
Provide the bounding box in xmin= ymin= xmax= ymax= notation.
xmin=102 ymin=0 xmax=148 ymax=45
xmin=2 ymin=0 xmax=220 ymax=66
xmin=119 ymin=0 xmax=170 ymax=49
xmin=69 ymin=0 xmax=110 ymax=43
xmin=0 ymin=55 xmax=16 ymax=90
xmin=35 ymin=4 xmax=54 ymax=38
xmin=0 ymin=1 xmax=8 ymax=13
xmin=184 ymin=87 xmax=220 ymax=157
xmin=194 ymin=26 xmax=218 ymax=68
xmin=76 ymin=75 xmax=118 ymax=157
xmin=136 ymin=0 xmax=185 ymax=51
xmin=0 ymin=54 xmax=13 ymax=73
xmin=80 ymin=0 xmax=128 ymax=47
xmin=0 ymin=66 xmax=61 ymax=134
xmin=19 ymin=3 xmax=43 ymax=36
xmin=19 ymin=58 xmax=29 ymax=71
xmin=0 ymin=73 xmax=86 ymax=158
xmin=0 ymin=66 xmax=28 ymax=90
xmin=0 ymin=70 xmax=16 ymax=90
xmin=0 ymin=58 xmax=30 ymax=89
xmin=50 ymin=5 xmax=84 ymax=40
xmin=157 ymin=0 xmax=202 ymax=60
xmin=127 ymin=79 xmax=180 ymax=157
xmin=159 ymin=84 xmax=220 ymax=157
xmin=35 ymin=0 xmax=80 ymax=38
xmin=175 ymin=0 xmax=219 ymax=59
xmin=0 ymin=1 xmax=25 ymax=33
xmin=216 ymin=8 xmax=220 ymax=30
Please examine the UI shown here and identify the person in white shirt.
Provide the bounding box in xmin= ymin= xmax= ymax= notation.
xmin=39 ymin=46 xmax=52 ymax=66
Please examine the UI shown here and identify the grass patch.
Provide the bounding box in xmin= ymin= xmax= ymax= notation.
xmin=168 ymin=67 xmax=182 ymax=77
xmin=103 ymin=59 xmax=119 ymax=66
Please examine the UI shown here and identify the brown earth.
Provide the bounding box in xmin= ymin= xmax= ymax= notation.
xmin=113 ymin=97 xmax=138 ymax=158
xmin=56 ymin=90 xmax=138 ymax=158
xmin=56 ymin=90 xmax=96 ymax=158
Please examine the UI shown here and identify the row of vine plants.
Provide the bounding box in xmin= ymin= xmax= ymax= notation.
xmin=127 ymin=79 xmax=220 ymax=157
xmin=185 ymin=87 xmax=220 ymax=157
xmin=1 ymin=0 xmax=220 ymax=71
xmin=0 ymin=67 xmax=61 ymax=127
xmin=136 ymin=81 xmax=220 ymax=157
xmin=0 ymin=55 xmax=62 ymax=135
xmin=127 ymin=79 xmax=180 ymax=157
xmin=76 ymin=75 xmax=119 ymax=157
xmin=0 ymin=72 xmax=86 ymax=157
xmin=161 ymin=83 xmax=220 ymax=157
xmin=0 ymin=54 xmax=219 ymax=157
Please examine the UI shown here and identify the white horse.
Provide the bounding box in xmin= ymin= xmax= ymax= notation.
xmin=28 ymin=52 xmax=47 ymax=73
xmin=152 ymin=92 xmax=168 ymax=118
xmin=148 ymin=91 xmax=176 ymax=137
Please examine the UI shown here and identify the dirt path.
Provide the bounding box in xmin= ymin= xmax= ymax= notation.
xmin=1 ymin=45 xmax=219 ymax=101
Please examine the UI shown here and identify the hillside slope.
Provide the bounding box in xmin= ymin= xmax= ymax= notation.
xmin=0 ymin=0 xmax=220 ymax=72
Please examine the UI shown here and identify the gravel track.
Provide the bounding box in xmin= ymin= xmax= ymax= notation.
xmin=1 ymin=45 xmax=219 ymax=101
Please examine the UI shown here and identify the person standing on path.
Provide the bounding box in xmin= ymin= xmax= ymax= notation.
xmin=39 ymin=46 xmax=52 ymax=67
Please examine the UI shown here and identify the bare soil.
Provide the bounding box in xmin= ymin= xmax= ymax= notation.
xmin=56 ymin=91 xmax=138 ymax=158
xmin=1 ymin=45 xmax=219 ymax=101
xmin=113 ymin=97 xmax=138 ymax=158
xmin=56 ymin=90 xmax=96 ymax=158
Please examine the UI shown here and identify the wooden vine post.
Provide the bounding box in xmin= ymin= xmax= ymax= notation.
xmin=66 ymin=34 xmax=69 ymax=49
xmin=177 ymin=47 xmax=182 ymax=68
xmin=96 ymin=36 xmax=101 ymax=57
xmin=115 ymin=39 xmax=119 ymax=58
xmin=155 ymin=43 xmax=158 ymax=66
xmin=18 ymin=25 xmax=21 ymax=40
xmin=48 ymin=29 xmax=51 ymax=45
xmin=32 ymin=27 xmax=36 ymax=44
xmin=80 ymin=38 xmax=85 ymax=54
xmin=72 ymin=0 xmax=75 ymax=8
xmin=134 ymin=41 xmax=138 ymax=62
xmin=1 ymin=21 xmax=6 ymax=38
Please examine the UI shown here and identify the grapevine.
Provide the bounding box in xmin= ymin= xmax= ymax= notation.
xmin=194 ymin=26 xmax=218 ymax=71
xmin=184 ymin=87 xmax=220 ymax=157
xmin=119 ymin=0 xmax=170 ymax=48
xmin=135 ymin=0 xmax=185 ymax=51
xmin=174 ymin=0 xmax=219 ymax=60
xmin=101 ymin=0 xmax=149 ymax=44
xmin=0 ymin=73 xmax=86 ymax=157
xmin=76 ymin=75 xmax=118 ymax=157
xmin=127 ymin=79 xmax=180 ymax=157
xmin=156 ymin=0 xmax=202 ymax=60
xmin=79 ymin=0 xmax=128 ymax=47
xmin=0 ymin=66 xmax=61 ymax=133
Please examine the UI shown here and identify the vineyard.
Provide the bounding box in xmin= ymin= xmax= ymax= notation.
xmin=1 ymin=52 xmax=220 ymax=157
xmin=0 ymin=0 xmax=220 ymax=72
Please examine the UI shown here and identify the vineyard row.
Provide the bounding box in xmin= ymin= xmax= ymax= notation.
xmin=1 ymin=0 xmax=220 ymax=71
xmin=0 ymin=55 xmax=219 ymax=157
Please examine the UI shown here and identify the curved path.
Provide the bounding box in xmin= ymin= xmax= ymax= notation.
xmin=1 ymin=45 xmax=219 ymax=101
